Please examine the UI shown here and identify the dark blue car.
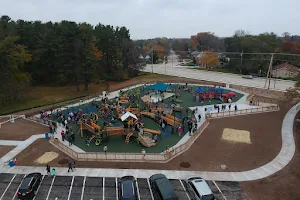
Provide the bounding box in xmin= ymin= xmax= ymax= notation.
xmin=118 ymin=176 xmax=137 ymax=200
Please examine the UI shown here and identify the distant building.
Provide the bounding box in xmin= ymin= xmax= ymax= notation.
xmin=271 ymin=63 xmax=299 ymax=78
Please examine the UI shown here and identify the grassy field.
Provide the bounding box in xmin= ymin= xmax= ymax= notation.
xmin=0 ymin=72 xmax=175 ymax=115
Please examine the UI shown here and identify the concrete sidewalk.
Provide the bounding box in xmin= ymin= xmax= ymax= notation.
xmin=0 ymin=102 xmax=297 ymax=181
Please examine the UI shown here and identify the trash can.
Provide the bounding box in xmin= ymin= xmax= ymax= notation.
xmin=9 ymin=160 xmax=15 ymax=167
xmin=45 ymin=133 xmax=49 ymax=140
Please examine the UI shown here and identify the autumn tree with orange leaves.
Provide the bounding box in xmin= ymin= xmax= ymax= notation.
xmin=191 ymin=32 xmax=221 ymax=51
xmin=199 ymin=50 xmax=219 ymax=67
xmin=153 ymin=44 xmax=165 ymax=59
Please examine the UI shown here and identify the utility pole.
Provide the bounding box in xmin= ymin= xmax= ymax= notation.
xmin=151 ymin=48 xmax=154 ymax=73
xmin=264 ymin=54 xmax=274 ymax=89
xmin=165 ymin=56 xmax=167 ymax=74
xmin=240 ymin=50 xmax=243 ymax=74
xmin=172 ymin=52 xmax=174 ymax=68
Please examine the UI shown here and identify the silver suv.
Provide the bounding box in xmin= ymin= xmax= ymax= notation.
xmin=185 ymin=177 xmax=215 ymax=200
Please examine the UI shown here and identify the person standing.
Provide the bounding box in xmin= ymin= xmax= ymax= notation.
xmin=142 ymin=149 xmax=146 ymax=159
xmin=178 ymin=125 xmax=182 ymax=136
xmin=64 ymin=119 xmax=68 ymax=128
xmin=103 ymin=145 xmax=108 ymax=153
xmin=234 ymin=105 xmax=238 ymax=112
xmin=161 ymin=122 xmax=165 ymax=132
xmin=198 ymin=114 xmax=201 ymax=122
xmin=51 ymin=168 xmax=56 ymax=176
xmin=46 ymin=164 xmax=51 ymax=176
xmin=68 ymin=160 xmax=73 ymax=172
xmin=61 ymin=130 xmax=65 ymax=141
xmin=228 ymin=104 xmax=231 ymax=110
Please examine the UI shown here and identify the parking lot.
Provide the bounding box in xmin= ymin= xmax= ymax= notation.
xmin=0 ymin=173 xmax=249 ymax=200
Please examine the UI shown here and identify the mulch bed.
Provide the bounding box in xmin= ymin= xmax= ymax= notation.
xmin=0 ymin=146 xmax=16 ymax=158
xmin=16 ymin=109 xmax=284 ymax=172
xmin=0 ymin=119 xmax=48 ymax=140
xmin=240 ymin=109 xmax=300 ymax=200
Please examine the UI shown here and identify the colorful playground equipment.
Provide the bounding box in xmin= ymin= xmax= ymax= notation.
xmin=106 ymin=126 xmax=125 ymax=136
xmin=99 ymin=106 xmax=110 ymax=118
xmin=143 ymin=128 xmax=161 ymax=135
xmin=194 ymin=87 xmax=237 ymax=102
xmin=125 ymin=107 xmax=140 ymax=115
xmin=161 ymin=114 xmax=181 ymax=127
xmin=138 ymin=133 xmax=156 ymax=147
xmin=125 ymin=132 xmax=133 ymax=144
xmin=140 ymin=111 xmax=155 ymax=119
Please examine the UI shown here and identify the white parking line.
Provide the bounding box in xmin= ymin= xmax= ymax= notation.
xmin=103 ymin=177 xmax=105 ymax=200
xmin=32 ymin=175 xmax=45 ymax=200
xmin=80 ymin=177 xmax=86 ymax=200
xmin=179 ymin=180 xmax=191 ymax=200
xmin=115 ymin=178 xmax=118 ymax=200
xmin=213 ymin=181 xmax=227 ymax=200
xmin=147 ymin=178 xmax=154 ymax=200
xmin=45 ymin=176 xmax=56 ymax=200
xmin=135 ymin=179 xmax=141 ymax=200
xmin=67 ymin=176 xmax=75 ymax=200
xmin=12 ymin=174 xmax=26 ymax=200
xmin=0 ymin=174 xmax=16 ymax=200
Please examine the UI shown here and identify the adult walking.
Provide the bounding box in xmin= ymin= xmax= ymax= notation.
xmin=103 ymin=145 xmax=108 ymax=153
xmin=46 ymin=164 xmax=51 ymax=176
xmin=61 ymin=130 xmax=65 ymax=141
xmin=68 ymin=160 xmax=73 ymax=172
xmin=142 ymin=149 xmax=146 ymax=159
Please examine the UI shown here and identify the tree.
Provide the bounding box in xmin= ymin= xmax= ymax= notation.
xmin=191 ymin=32 xmax=221 ymax=51
xmin=0 ymin=35 xmax=32 ymax=103
xmin=199 ymin=51 xmax=219 ymax=67
xmin=153 ymin=45 xmax=164 ymax=59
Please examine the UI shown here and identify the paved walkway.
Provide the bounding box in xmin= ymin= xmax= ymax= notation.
xmin=0 ymin=102 xmax=297 ymax=181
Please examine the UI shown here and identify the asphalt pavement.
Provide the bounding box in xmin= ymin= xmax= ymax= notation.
xmin=0 ymin=173 xmax=249 ymax=200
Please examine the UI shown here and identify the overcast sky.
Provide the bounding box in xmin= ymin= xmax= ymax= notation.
xmin=1 ymin=0 xmax=299 ymax=39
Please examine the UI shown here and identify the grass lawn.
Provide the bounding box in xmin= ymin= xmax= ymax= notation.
xmin=0 ymin=83 xmax=107 ymax=115
xmin=0 ymin=72 xmax=175 ymax=115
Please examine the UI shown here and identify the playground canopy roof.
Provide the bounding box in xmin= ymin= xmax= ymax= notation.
xmin=120 ymin=112 xmax=138 ymax=121
xmin=195 ymin=87 xmax=205 ymax=93
xmin=146 ymin=82 xmax=175 ymax=92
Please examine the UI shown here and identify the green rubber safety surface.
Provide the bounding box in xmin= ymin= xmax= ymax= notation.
xmin=53 ymin=84 xmax=243 ymax=153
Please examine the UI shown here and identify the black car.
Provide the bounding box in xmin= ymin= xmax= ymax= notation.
xmin=118 ymin=176 xmax=137 ymax=200
xmin=17 ymin=173 xmax=42 ymax=199
xmin=149 ymin=174 xmax=178 ymax=200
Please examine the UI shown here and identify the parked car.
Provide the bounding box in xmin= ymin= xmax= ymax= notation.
xmin=242 ymin=75 xmax=253 ymax=79
xmin=118 ymin=176 xmax=137 ymax=200
xmin=185 ymin=177 xmax=215 ymax=200
xmin=17 ymin=173 xmax=42 ymax=199
xmin=149 ymin=174 xmax=178 ymax=200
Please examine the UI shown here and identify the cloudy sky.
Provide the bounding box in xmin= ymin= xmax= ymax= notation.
xmin=0 ymin=0 xmax=299 ymax=39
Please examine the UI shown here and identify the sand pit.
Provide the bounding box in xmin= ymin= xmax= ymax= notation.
xmin=35 ymin=152 xmax=59 ymax=164
xmin=222 ymin=128 xmax=251 ymax=144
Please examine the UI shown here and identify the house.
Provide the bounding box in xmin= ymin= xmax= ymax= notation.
xmin=271 ymin=63 xmax=299 ymax=78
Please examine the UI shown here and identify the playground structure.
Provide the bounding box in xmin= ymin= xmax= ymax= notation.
xmin=118 ymin=93 xmax=129 ymax=105
xmin=161 ymin=115 xmax=181 ymax=127
xmin=126 ymin=107 xmax=140 ymax=115
xmin=194 ymin=87 xmax=237 ymax=102
xmin=53 ymin=82 xmax=244 ymax=153
xmin=138 ymin=133 xmax=156 ymax=147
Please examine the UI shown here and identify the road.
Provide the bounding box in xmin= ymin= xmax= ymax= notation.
xmin=144 ymin=52 xmax=295 ymax=91
xmin=0 ymin=173 xmax=248 ymax=200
